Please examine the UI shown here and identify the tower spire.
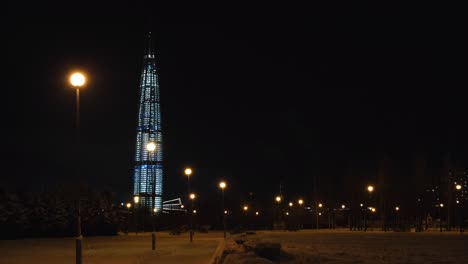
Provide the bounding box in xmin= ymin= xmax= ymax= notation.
xmin=146 ymin=32 xmax=154 ymax=57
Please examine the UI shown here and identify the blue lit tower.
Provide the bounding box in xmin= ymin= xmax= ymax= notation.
xmin=133 ymin=32 xmax=163 ymax=212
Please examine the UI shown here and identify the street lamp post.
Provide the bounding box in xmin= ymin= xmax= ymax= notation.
xmin=189 ymin=193 xmax=196 ymax=242
xmin=69 ymin=72 xmax=86 ymax=264
xmin=184 ymin=168 xmax=192 ymax=240
xmin=146 ymin=142 xmax=157 ymax=250
xmin=439 ymin=203 xmax=444 ymax=232
xmin=219 ymin=181 xmax=227 ymax=238
xmin=394 ymin=206 xmax=400 ymax=231
xmin=275 ymin=196 xmax=281 ymax=229
xmin=125 ymin=203 xmax=131 ymax=235
xmin=365 ymin=185 xmax=374 ymax=232
xmin=317 ymin=202 xmax=323 ymax=230
xmin=455 ymin=184 xmax=463 ymax=233
xmin=134 ymin=196 xmax=139 ymax=235
xmin=297 ymin=199 xmax=304 ymax=229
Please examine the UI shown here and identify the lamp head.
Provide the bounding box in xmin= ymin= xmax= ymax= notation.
xmin=70 ymin=72 xmax=86 ymax=87
xmin=146 ymin=142 xmax=156 ymax=152
xmin=219 ymin=181 xmax=226 ymax=189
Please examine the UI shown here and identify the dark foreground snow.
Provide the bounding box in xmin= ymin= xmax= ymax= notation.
xmin=220 ymin=230 xmax=468 ymax=264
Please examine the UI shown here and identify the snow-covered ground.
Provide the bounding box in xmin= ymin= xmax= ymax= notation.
xmin=222 ymin=229 xmax=468 ymax=264
xmin=0 ymin=232 xmax=222 ymax=264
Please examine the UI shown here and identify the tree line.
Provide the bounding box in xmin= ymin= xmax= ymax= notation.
xmin=0 ymin=188 xmax=126 ymax=239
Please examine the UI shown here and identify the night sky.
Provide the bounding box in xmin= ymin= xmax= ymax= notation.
xmin=3 ymin=3 xmax=467 ymax=206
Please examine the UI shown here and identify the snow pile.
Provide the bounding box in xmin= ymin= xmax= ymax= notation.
xmin=219 ymin=230 xmax=468 ymax=264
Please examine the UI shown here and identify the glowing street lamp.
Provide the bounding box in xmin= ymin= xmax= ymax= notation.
xmin=395 ymin=206 xmax=400 ymax=211
xmin=189 ymin=192 xmax=196 ymax=242
xmin=365 ymin=185 xmax=375 ymax=232
xmin=146 ymin=142 xmax=157 ymax=250
xmin=133 ymin=196 xmax=140 ymax=235
xmin=243 ymin=205 xmax=248 ymax=211
xmin=126 ymin=203 xmax=131 ymax=209
xmin=146 ymin=142 xmax=156 ymax=152
xmin=341 ymin=204 xmax=346 ymax=209
xmin=275 ymin=196 xmax=282 ymax=203
xmin=298 ymin=199 xmax=304 ymax=205
xmin=289 ymin=202 xmax=293 ymax=207
xmin=70 ymin=72 xmax=86 ymax=87
xmin=255 ymin=211 xmax=259 ymax=216
xmin=456 ymin=184 xmax=462 ymax=190
xmin=318 ymin=203 xmax=323 ymax=208
xmin=69 ymin=71 xmax=87 ymax=264
xmin=219 ymin=181 xmax=226 ymax=189
xmin=219 ymin=181 xmax=227 ymax=238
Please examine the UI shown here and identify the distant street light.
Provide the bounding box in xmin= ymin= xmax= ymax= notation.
xmin=289 ymin=202 xmax=293 ymax=207
xmin=395 ymin=206 xmax=400 ymax=211
xmin=298 ymin=199 xmax=304 ymax=205
xmin=365 ymin=185 xmax=374 ymax=232
xmin=134 ymin=196 xmax=139 ymax=235
xmin=341 ymin=204 xmax=346 ymax=209
xmin=189 ymin=192 xmax=196 ymax=242
xmin=275 ymin=196 xmax=282 ymax=224
xmin=318 ymin=203 xmax=323 ymax=208
xmin=185 ymin=168 xmax=193 ymax=242
xmin=454 ymin=184 xmax=464 ymax=232
xmin=69 ymin=71 xmax=86 ymax=264
xmin=256 ymin=211 xmax=259 ymax=216
xmin=243 ymin=205 xmax=248 ymax=211
xmin=219 ymin=181 xmax=227 ymax=238
xmin=146 ymin=142 xmax=157 ymax=250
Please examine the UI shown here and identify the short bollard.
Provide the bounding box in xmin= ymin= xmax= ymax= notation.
xmin=152 ymin=233 xmax=156 ymax=250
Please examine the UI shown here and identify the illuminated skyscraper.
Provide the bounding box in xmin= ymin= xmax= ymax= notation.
xmin=133 ymin=32 xmax=163 ymax=212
